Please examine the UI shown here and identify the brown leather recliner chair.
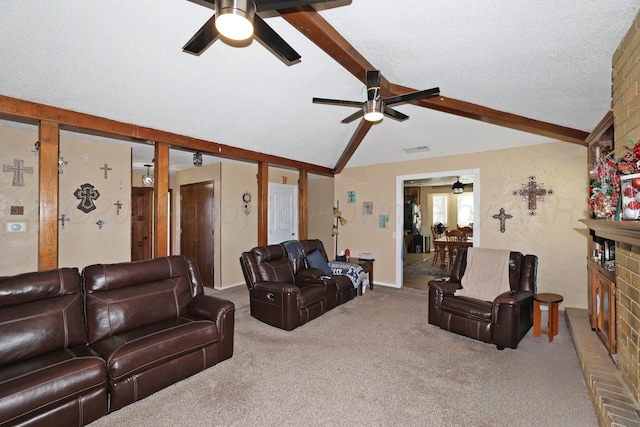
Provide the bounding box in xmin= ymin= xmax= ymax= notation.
xmin=239 ymin=244 xmax=328 ymax=330
xmin=428 ymin=248 xmax=538 ymax=350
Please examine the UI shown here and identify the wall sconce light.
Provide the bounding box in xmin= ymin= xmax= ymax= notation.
xmin=193 ymin=151 xmax=203 ymax=167
xmin=452 ymin=177 xmax=465 ymax=194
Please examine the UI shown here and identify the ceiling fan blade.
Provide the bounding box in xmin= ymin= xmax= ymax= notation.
xmin=341 ymin=109 xmax=365 ymax=124
xmin=253 ymin=14 xmax=300 ymax=64
xmin=312 ymin=98 xmax=363 ymax=108
xmin=384 ymin=87 xmax=440 ymax=107
xmin=366 ymin=70 xmax=381 ymax=101
xmin=383 ymin=106 xmax=409 ymax=122
xmin=255 ymin=0 xmax=336 ymax=12
xmin=182 ymin=15 xmax=219 ymax=55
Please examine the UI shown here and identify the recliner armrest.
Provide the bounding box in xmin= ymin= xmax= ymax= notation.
xmin=428 ymin=279 xmax=461 ymax=295
xmin=187 ymin=294 xmax=235 ymax=362
xmin=493 ymin=290 xmax=533 ymax=305
xmin=295 ymin=267 xmax=326 ymax=280
xmin=252 ymin=281 xmax=301 ymax=295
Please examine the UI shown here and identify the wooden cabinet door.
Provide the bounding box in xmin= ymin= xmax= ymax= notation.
xmin=180 ymin=181 xmax=214 ymax=286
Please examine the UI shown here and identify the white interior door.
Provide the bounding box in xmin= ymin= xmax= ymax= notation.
xmin=268 ymin=183 xmax=298 ymax=244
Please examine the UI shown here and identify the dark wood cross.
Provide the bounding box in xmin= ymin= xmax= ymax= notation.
xmin=58 ymin=214 xmax=70 ymax=230
xmin=492 ymin=208 xmax=513 ymax=233
xmin=3 ymin=159 xmax=33 ymax=186
xmin=515 ymin=176 xmax=551 ymax=213
xmin=73 ymin=183 xmax=100 ymax=213
xmin=114 ymin=200 xmax=122 ymax=215
xmin=100 ymin=163 xmax=112 ymax=179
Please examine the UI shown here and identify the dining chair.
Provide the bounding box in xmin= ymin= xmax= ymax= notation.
xmin=445 ymin=229 xmax=467 ymax=268
xmin=431 ymin=224 xmax=447 ymax=266
xmin=458 ymin=226 xmax=473 ymax=240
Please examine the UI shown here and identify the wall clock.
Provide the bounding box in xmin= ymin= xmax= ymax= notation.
xmin=242 ymin=191 xmax=252 ymax=216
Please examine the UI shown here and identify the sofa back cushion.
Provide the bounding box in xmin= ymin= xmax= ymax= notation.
xmin=0 ymin=268 xmax=86 ymax=366
xmin=253 ymin=245 xmax=295 ymax=283
xmin=82 ymin=256 xmax=194 ymax=344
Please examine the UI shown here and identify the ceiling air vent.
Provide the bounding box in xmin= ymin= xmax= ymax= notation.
xmin=403 ymin=146 xmax=430 ymax=154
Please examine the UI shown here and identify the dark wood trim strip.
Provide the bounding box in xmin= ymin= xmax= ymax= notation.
xmin=298 ymin=169 xmax=308 ymax=240
xmin=154 ymin=143 xmax=169 ymax=257
xmin=257 ymin=162 xmax=269 ymax=246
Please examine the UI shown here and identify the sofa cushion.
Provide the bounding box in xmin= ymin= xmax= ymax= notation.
xmin=90 ymin=318 xmax=218 ymax=381
xmin=83 ymin=257 xmax=194 ymax=344
xmin=306 ymin=250 xmax=332 ymax=276
xmin=440 ymin=296 xmax=492 ymax=321
xmin=0 ymin=347 xmax=107 ymax=425
xmin=0 ymin=268 xmax=87 ymax=366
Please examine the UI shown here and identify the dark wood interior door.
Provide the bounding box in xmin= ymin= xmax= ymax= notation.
xmin=131 ymin=187 xmax=153 ymax=261
xmin=180 ymin=181 xmax=214 ymax=286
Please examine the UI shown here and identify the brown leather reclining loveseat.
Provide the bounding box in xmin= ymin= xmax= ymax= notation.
xmin=239 ymin=239 xmax=358 ymax=331
xmin=428 ymin=248 xmax=538 ymax=350
xmin=0 ymin=255 xmax=234 ymax=426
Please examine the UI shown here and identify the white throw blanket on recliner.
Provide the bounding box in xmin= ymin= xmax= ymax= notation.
xmin=455 ymin=248 xmax=512 ymax=301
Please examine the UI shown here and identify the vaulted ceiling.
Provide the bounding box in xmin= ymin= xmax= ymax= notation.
xmin=1 ymin=1 xmax=638 ymax=173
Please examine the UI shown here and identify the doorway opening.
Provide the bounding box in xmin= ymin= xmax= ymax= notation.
xmin=395 ymin=169 xmax=480 ymax=289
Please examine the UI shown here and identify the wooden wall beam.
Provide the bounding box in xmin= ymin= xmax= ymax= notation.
xmin=298 ymin=169 xmax=308 ymax=240
xmin=0 ymin=95 xmax=333 ymax=176
xmin=154 ymin=143 xmax=169 ymax=257
xmin=38 ymin=121 xmax=59 ymax=270
xmin=257 ymin=162 xmax=269 ymax=246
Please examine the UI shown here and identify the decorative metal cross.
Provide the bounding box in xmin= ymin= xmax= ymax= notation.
xmin=100 ymin=163 xmax=112 ymax=179
xmin=492 ymin=208 xmax=513 ymax=233
xmin=3 ymin=159 xmax=33 ymax=186
xmin=73 ymin=183 xmax=100 ymax=213
xmin=58 ymin=214 xmax=70 ymax=230
xmin=114 ymin=200 xmax=123 ymax=215
xmin=514 ymin=176 xmax=552 ymax=215
xmin=96 ymin=220 xmax=105 ymax=229
xmin=58 ymin=157 xmax=68 ymax=174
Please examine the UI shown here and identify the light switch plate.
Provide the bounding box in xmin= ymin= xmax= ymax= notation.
xmin=6 ymin=222 xmax=26 ymax=232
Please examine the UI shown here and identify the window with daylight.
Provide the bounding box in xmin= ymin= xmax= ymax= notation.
xmin=457 ymin=194 xmax=474 ymax=226
xmin=432 ymin=195 xmax=448 ymax=226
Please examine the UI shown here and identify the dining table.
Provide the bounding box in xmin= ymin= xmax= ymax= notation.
xmin=433 ymin=238 xmax=473 ymax=270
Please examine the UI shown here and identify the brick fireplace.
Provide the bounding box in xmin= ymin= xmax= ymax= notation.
xmin=613 ymin=10 xmax=640 ymax=403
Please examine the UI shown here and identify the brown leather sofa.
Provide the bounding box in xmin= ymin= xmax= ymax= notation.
xmin=239 ymin=240 xmax=359 ymax=330
xmin=82 ymin=256 xmax=235 ymax=410
xmin=0 ymin=255 xmax=234 ymax=426
xmin=0 ymin=268 xmax=109 ymax=426
xmin=428 ymin=248 xmax=538 ymax=350
xmin=239 ymin=244 xmax=328 ymax=330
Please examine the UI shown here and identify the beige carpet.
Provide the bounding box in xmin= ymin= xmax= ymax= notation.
xmin=89 ymin=285 xmax=597 ymax=426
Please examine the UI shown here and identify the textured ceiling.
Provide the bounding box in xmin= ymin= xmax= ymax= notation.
xmin=1 ymin=1 xmax=638 ymax=172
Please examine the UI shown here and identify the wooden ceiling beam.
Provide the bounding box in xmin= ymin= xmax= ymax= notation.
xmin=333 ymin=119 xmax=373 ymax=174
xmin=283 ymin=6 xmax=590 ymax=153
xmin=0 ymin=95 xmax=334 ymax=176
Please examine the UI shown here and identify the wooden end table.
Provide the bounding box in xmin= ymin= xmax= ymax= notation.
xmin=533 ymin=293 xmax=564 ymax=342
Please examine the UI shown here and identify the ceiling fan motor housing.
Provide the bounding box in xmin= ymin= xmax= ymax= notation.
xmin=215 ymin=0 xmax=256 ymax=41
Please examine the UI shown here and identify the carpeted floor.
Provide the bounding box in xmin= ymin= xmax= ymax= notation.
xmin=89 ymin=285 xmax=597 ymax=427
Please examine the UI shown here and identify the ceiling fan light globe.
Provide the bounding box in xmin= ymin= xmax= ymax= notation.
xmin=215 ymin=0 xmax=255 ymax=41
xmin=364 ymin=99 xmax=384 ymax=122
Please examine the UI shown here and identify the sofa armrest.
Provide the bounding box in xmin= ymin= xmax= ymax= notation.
xmin=252 ymin=281 xmax=301 ymax=295
xmin=493 ymin=290 xmax=533 ymax=305
xmin=428 ymin=279 xmax=461 ymax=295
xmin=187 ymin=294 xmax=235 ymax=361
xmin=491 ymin=291 xmax=534 ymax=349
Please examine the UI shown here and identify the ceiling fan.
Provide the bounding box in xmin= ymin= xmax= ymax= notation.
xmin=183 ymin=0 xmax=337 ymax=64
xmin=312 ymin=70 xmax=440 ymax=123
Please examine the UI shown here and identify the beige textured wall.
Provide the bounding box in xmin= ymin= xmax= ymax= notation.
xmin=0 ymin=124 xmax=39 ymax=274
xmin=336 ymin=140 xmax=589 ymax=308
xmin=308 ymin=174 xmax=334 ymax=251
xmin=58 ymin=133 xmax=131 ymax=269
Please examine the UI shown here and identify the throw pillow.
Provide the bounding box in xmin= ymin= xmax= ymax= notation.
xmin=306 ymin=250 xmax=332 ymax=276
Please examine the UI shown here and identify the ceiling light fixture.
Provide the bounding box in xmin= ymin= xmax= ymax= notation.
xmin=452 ymin=177 xmax=465 ymax=194
xmin=193 ymin=151 xmax=203 ymax=167
xmin=142 ymin=164 xmax=154 ymax=187
xmin=364 ymin=84 xmax=384 ymax=122
xmin=215 ymin=0 xmax=255 ymax=41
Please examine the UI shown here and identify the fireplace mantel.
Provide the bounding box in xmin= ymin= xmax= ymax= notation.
xmin=581 ymin=219 xmax=640 ymax=247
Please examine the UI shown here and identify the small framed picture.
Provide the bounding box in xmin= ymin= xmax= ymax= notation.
xmin=347 ymin=190 xmax=356 ymax=203
xmin=363 ymin=202 xmax=373 ymax=215
xmin=379 ymin=214 xmax=390 ymax=228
